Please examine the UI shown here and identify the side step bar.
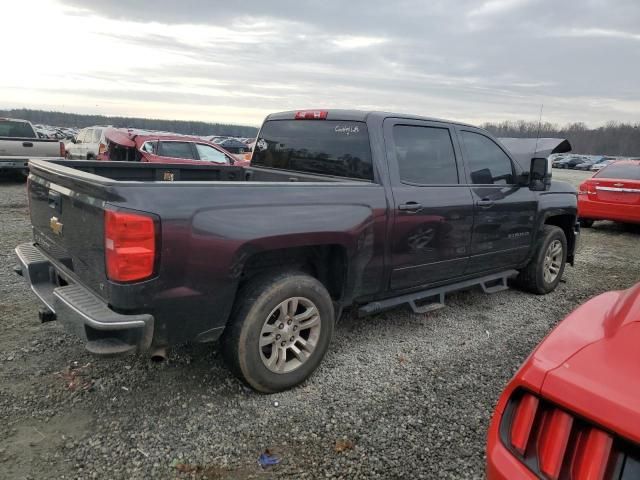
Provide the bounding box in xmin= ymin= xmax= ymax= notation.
xmin=358 ymin=270 xmax=518 ymax=317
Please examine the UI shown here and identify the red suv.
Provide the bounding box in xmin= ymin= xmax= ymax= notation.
xmin=102 ymin=129 xmax=247 ymax=166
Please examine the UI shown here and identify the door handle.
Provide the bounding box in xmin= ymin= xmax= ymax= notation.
xmin=477 ymin=199 xmax=494 ymax=208
xmin=23 ymin=142 xmax=34 ymax=147
xmin=398 ymin=202 xmax=422 ymax=212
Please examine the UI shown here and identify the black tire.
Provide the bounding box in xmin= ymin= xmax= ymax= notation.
xmin=515 ymin=225 xmax=567 ymax=295
xmin=579 ymin=218 xmax=594 ymax=228
xmin=221 ymin=271 xmax=335 ymax=393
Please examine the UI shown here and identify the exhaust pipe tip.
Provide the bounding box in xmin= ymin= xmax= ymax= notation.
xmin=150 ymin=346 xmax=167 ymax=362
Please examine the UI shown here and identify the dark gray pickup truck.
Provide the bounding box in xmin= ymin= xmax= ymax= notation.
xmin=15 ymin=109 xmax=579 ymax=392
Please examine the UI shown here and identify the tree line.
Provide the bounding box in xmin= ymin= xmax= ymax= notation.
xmin=483 ymin=120 xmax=640 ymax=157
xmin=0 ymin=108 xmax=259 ymax=138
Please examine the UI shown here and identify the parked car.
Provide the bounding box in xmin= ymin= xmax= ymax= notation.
xmin=103 ymin=129 xmax=243 ymax=166
xmin=553 ymin=156 xmax=588 ymax=169
xmin=578 ymin=160 xmax=640 ymax=226
xmin=15 ymin=109 xmax=579 ymax=393
xmin=486 ymin=281 xmax=640 ymax=480
xmin=212 ymin=137 xmax=252 ymax=163
xmin=0 ymin=117 xmax=65 ymax=176
xmin=590 ymin=158 xmax=615 ymax=171
xmin=65 ymin=126 xmax=109 ymax=160
xmin=573 ymin=158 xmax=598 ymax=170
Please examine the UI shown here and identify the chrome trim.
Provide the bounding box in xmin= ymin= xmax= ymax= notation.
xmin=595 ymin=186 xmax=640 ymax=193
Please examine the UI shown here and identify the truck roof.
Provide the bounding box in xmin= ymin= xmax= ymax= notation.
xmin=0 ymin=117 xmax=33 ymax=124
xmin=265 ymin=109 xmax=477 ymax=128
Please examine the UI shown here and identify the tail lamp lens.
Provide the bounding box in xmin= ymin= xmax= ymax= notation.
xmin=510 ymin=393 xmax=539 ymax=455
xmin=295 ymin=110 xmax=328 ymax=120
xmin=59 ymin=141 xmax=65 ymax=157
xmin=505 ymin=392 xmax=616 ymax=480
xmin=104 ymin=210 xmax=156 ymax=282
xmin=99 ymin=142 xmax=107 ymax=155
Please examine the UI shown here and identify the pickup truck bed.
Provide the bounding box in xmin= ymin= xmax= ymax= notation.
xmin=16 ymin=109 xmax=579 ymax=392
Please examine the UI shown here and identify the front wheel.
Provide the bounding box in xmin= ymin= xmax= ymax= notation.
xmin=221 ymin=271 xmax=335 ymax=393
xmin=515 ymin=225 xmax=567 ymax=294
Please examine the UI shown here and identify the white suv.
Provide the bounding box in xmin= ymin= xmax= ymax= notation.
xmin=65 ymin=126 xmax=109 ymax=159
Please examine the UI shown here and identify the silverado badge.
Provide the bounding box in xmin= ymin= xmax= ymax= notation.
xmin=50 ymin=216 xmax=63 ymax=235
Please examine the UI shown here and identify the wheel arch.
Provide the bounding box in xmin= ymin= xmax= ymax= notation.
xmin=544 ymin=213 xmax=577 ymax=265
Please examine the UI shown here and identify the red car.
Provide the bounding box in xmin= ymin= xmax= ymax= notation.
xmin=101 ymin=128 xmax=248 ymax=166
xmin=487 ymin=282 xmax=640 ymax=479
xmin=578 ymin=160 xmax=640 ymax=226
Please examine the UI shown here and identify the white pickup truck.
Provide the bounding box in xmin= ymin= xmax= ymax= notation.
xmin=0 ymin=118 xmax=65 ymax=176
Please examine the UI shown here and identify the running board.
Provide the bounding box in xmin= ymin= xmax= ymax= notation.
xmin=358 ymin=270 xmax=518 ymax=317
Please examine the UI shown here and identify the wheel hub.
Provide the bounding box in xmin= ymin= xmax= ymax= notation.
xmin=259 ymin=297 xmax=321 ymax=374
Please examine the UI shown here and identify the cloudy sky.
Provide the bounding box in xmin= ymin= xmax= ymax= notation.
xmin=2 ymin=0 xmax=639 ymax=127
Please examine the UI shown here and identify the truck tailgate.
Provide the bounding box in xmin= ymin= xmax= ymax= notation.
xmin=28 ymin=174 xmax=107 ymax=299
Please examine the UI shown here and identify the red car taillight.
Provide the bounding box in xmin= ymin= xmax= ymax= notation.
xmin=104 ymin=210 xmax=156 ymax=282
xmin=99 ymin=142 xmax=107 ymax=155
xmin=59 ymin=141 xmax=65 ymax=157
xmin=504 ymin=392 xmax=615 ymax=480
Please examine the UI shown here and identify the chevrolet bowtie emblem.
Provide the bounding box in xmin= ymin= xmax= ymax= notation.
xmin=50 ymin=216 xmax=63 ymax=235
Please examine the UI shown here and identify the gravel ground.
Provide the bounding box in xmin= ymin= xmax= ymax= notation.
xmin=1 ymin=169 xmax=639 ymax=479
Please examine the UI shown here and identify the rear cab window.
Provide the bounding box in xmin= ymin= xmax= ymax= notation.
xmin=252 ymin=120 xmax=374 ymax=180
xmin=0 ymin=119 xmax=36 ymax=138
xmin=595 ymin=163 xmax=640 ymax=180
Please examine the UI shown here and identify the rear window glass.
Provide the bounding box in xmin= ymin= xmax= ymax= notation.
xmin=595 ymin=163 xmax=640 ymax=180
xmin=252 ymin=120 xmax=374 ymax=180
xmin=0 ymin=120 xmax=36 ymax=138
xmin=92 ymin=129 xmax=103 ymax=143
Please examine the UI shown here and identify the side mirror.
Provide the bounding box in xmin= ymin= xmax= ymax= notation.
xmin=529 ymin=157 xmax=551 ymax=191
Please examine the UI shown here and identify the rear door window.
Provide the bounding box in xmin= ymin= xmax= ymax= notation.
xmin=393 ymin=125 xmax=459 ymax=185
xmin=461 ymin=131 xmax=514 ymax=185
xmin=252 ymin=120 xmax=374 ymax=180
xmin=158 ymin=141 xmax=196 ymax=159
xmin=595 ymin=163 xmax=640 ymax=180
xmin=195 ymin=144 xmax=229 ymax=164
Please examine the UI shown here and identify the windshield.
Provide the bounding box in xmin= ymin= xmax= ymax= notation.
xmin=0 ymin=119 xmax=36 ymax=138
xmin=252 ymin=120 xmax=374 ymax=180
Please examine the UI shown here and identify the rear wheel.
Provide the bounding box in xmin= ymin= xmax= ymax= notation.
xmin=515 ymin=225 xmax=567 ymax=294
xmin=221 ymin=271 xmax=334 ymax=393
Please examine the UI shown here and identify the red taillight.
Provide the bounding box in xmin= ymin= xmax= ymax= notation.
xmin=579 ymin=181 xmax=596 ymax=196
xmin=59 ymin=141 xmax=65 ymax=157
xmin=538 ymin=408 xmax=574 ymax=479
xmin=295 ymin=110 xmax=328 ymax=120
xmin=510 ymin=393 xmax=539 ymax=455
xmin=573 ymin=428 xmax=613 ymax=480
xmin=104 ymin=210 xmax=156 ymax=282
xmin=505 ymin=393 xmax=618 ymax=479
xmin=99 ymin=142 xmax=107 ymax=155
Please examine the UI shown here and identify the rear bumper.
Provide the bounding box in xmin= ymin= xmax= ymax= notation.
xmin=15 ymin=242 xmax=154 ymax=355
xmin=578 ymin=197 xmax=640 ymax=223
